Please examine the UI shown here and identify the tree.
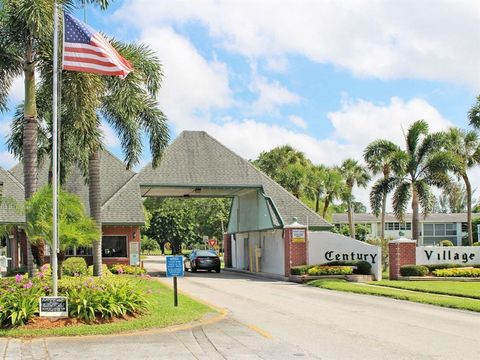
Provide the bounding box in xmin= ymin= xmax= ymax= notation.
xmin=364 ymin=139 xmax=400 ymax=240
xmin=6 ymin=19 xmax=169 ymax=276
xmin=370 ymin=120 xmax=452 ymax=240
xmin=252 ymin=145 xmax=311 ymax=184
xmin=277 ymin=162 xmax=309 ymax=198
xmin=24 ymin=186 xmax=99 ymax=278
xmin=0 ymin=0 xmax=111 ymax=276
xmin=338 ymin=159 xmax=370 ymax=239
xmin=146 ymin=207 xmax=197 ymax=255
xmin=443 ymin=128 xmax=480 ymax=245
xmin=437 ymin=182 xmax=468 ymax=214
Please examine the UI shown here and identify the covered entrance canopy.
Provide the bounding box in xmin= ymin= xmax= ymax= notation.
xmin=137 ymin=131 xmax=330 ymax=233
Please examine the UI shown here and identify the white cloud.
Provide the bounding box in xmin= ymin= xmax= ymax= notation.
xmin=139 ymin=27 xmax=233 ymax=130
xmin=250 ymin=76 xmax=300 ymax=114
xmin=101 ymin=122 xmax=120 ymax=147
xmin=0 ymin=120 xmax=11 ymax=137
xmin=328 ymin=96 xmax=453 ymax=151
xmin=0 ymin=151 xmax=16 ymax=169
xmin=116 ymin=0 xmax=480 ymax=89
xmin=288 ymin=115 xmax=307 ymax=129
xmin=8 ymin=77 xmax=24 ymax=104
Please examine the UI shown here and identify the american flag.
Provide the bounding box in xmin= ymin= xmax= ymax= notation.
xmin=63 ymin=14 xmax=133 ymax=77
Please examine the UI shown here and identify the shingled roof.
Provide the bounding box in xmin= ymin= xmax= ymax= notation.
xmin=9 ymin=150 xmax=144 ymax=225
xmin=138 ymin=131 xmax=331 ymax=229
xmin=0 ymin=166 xmax=25 ymax=224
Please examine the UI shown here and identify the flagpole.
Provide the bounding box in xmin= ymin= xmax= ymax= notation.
xmin=52 ymin=1 xmax=59 ymax=296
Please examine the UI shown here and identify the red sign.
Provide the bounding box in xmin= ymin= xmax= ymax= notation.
xmin=208 ymin=239 xmax=217 ymax=248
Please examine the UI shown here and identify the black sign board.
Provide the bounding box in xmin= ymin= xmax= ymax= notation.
xmin=39 ymin=296 xmax=68 ymax=317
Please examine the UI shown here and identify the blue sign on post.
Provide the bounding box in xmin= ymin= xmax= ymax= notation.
xmin=166 ymin=255 xmax=184 ymax=277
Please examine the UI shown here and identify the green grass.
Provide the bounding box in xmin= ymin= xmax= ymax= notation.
xmin=308 ymin=279 xmax=480 ymax=312
xmin=0 ymin=276 xmax=213 ymax=338
xmin=373 ymin=280 xmax=480 ymax=300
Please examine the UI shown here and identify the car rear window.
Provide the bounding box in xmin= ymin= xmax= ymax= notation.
xmin=196 ymin=250 xmax=217 ymax=257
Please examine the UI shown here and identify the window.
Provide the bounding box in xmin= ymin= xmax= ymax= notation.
xmin=102 ymin=235 xmax=127 ymax=258
xmin=434 ymin=224 xmax=445 ymax=236
xmin=446 ymin=223 xmax=456 ymax=236
xmin=423 ymin=224 xmax=434 ymax=236
xmin=65 ymin=246 xmax=92 ymax=256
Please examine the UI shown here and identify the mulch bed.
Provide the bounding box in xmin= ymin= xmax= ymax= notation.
xmin=19 ymin=314 xmax=136 ymax=330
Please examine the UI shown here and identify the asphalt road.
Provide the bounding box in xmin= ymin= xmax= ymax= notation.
xmin=147 ymin=256 xmax=480 ymax=360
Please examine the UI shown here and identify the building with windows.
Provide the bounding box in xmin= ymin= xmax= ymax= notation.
xmin=332 ymin=213 xmax=478 ymax=245
xmin=2 ymin=150 xmax=144 ymax=269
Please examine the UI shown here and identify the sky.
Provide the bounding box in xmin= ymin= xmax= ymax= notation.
xmin=1 ymin=0 xmax=479 ymax=211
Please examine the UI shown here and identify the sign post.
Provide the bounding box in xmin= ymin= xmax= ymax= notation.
xmin=166 ymin=255 xmax=184 ymax=307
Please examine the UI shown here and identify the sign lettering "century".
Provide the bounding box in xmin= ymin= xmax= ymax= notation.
xmin=324 ymin=251 xmax=377 ymax=264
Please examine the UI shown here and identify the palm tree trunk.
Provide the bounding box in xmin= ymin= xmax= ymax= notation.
xmin=463 ymin=174 xmax=473 ymax=245
xmin=23 ymin=44 xmax=38 ymax=277
xmin=89 ymin=150 xmax=103 ymax=276
xmin=315 ymin=192 xmax=320 ymax=213
xmin=381 ymin=191 xmax=387 ymax=240
xmin=412 ymin=188 xmax=420 ymax=241
xmin=348 ymin=196 xmax=355 ymax=239
xmin=322 ymin=198 xmax=330 ymax=219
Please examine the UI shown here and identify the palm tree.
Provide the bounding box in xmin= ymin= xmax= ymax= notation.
xmin=444 ymin=128 xmax=480 ymax=245
xmin=317 ymin=167 xmax=344 ymax=218
xmin=338 ymin=159 xmax=370 ymax=239
xmin=364 ymin=139 xmax=400 ymax=240
xmin=370 ymin=120 xmax=452 ymax=241
xmin=0 ymin=0 xmax=109 ymax=276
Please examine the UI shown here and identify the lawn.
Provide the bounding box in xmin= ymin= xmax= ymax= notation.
xmin=308 ymin=279 xmax=480 ymax=312
xmin=0 ymin=276 xmax=214 ymax=338
xmin=374 ymin=280 xmax=480 ymax=300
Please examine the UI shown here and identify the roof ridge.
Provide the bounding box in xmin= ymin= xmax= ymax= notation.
xmin=101 ymin=172 xmax=139 ymax=210
xmin=0 ymin=166 xmax=24 ymax=191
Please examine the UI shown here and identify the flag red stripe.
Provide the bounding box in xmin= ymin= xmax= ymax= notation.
xmin=64 ymin=45 xmax=105 ymax=58
xmin=63 ymin=55 xmax=118 ymax=67
xmin=63 ymin=65 xmax=126 ymax=76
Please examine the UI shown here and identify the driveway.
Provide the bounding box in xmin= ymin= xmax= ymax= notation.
xmin=147 ymin=256 xmax=480 ymax=360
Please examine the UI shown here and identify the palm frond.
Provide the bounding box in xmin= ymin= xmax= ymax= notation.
xmin=392 ymin=181 xmax=411 ymax=222
xmin=406 ymin=119 xmax=428 ymax=156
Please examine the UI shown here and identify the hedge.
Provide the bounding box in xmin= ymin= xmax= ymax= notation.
xmin=307 ymin=266 xmax=353 ymax=276
xmin=62 ymin=257 xmax=88 ymax=277
xmin=400 ymin=265 xmax=429 ymax=277
xmin=433 ymin=268 xmax=480 ymax=277
xmin=290 ymin=265 xmax=314 ymax=275
xmin=324 ymin=261 xmax=372 ymax=275
xmin=439 ymin=240 xmax=454 ymax=247
xmin=424 ymin=263 xmax=467 ymax=272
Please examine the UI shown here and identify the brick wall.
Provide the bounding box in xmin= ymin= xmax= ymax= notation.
xmin=101 ymin=225 xmax=140 ymax=266
xmin=284 ymin=227 xmax=308 ymax=276
xmin=389 ymin=240 xmax=416 ymax=280
xmin=223 ymin=233 xmax=232 ymax=268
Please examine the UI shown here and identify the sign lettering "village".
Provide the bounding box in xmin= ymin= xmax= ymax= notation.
xmin=416 ymin=246 xmax=480 ymax=266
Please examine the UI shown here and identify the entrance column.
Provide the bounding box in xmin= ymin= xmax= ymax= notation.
xmin=284 ymin=218 xmax=308 ymax=277
xmin=223 ymin=233 xmax=232 ymax=268
xmin=389 ymin=235 xmax=417 ymax=280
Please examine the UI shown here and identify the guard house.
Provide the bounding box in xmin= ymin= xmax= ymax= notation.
xmin=3 ymin=131 xmax=331 ymax=276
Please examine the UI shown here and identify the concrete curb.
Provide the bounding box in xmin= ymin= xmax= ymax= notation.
xmin=222 ymin=268 xmax=289 ymax=282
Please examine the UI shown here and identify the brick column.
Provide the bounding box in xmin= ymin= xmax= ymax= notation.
xmin=223 ymin=233 xmax=232 ymax=268
xmin=389 ymin=238 xmax=417 ymax=280
xmin=284 ymin=220 xmax=308 ymax=276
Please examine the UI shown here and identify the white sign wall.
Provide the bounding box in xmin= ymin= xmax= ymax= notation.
xmin=308 ymin=231 xmax=382 ymax=280
xmin=416 ymin=246 xmax=480 ymax=266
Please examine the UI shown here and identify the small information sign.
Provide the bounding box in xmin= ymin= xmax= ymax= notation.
xmin=166 ymin=255 xmax=184 ymax=277
xmin=292 ymin=229 xmax=306 ymax=243
xmin=208 ymin=239 xmax=217 ymax=248
xmin=129 ymin=241 xmax=140 ymax=266
xmin=39 ymin=296 xmax=68 ymax=317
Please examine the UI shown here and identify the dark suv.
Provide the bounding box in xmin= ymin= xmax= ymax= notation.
xmin=184 ymin=250 xmax=221 ymax=273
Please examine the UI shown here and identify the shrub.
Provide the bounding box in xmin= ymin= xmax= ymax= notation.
xmin=439 ymin=240 xmax=454 ymax=247
xmin=433 ymin=268 xmax=480 ymax=277
xmin=325 ymin=261 xmax=372 ymax=275
xmin=424 ymin=263 xmax=465 ymax=272
xmin=141 ymin=236 xmax=160 ymax=252
xmin=62 ymin=257 xmax=88 ymax=276
xmin=6 ymin=266 xmax=27 ymax=276
xmin=307 ymin=266 xmax=353 ymax=276
xmin=473 ymin=242 xmax=480 ymax=246
xmin=290 ymin=265 xmax=314 ymax=275
xmin=109 ymin=264 xmax=146 ymax=275
xmin=59 ymin=277 xmax=148 ymax=322
xmin=0 ymin=276 xmax=48 ymax=328
xmin=400 ymin=265 xmax=429 ymax=277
